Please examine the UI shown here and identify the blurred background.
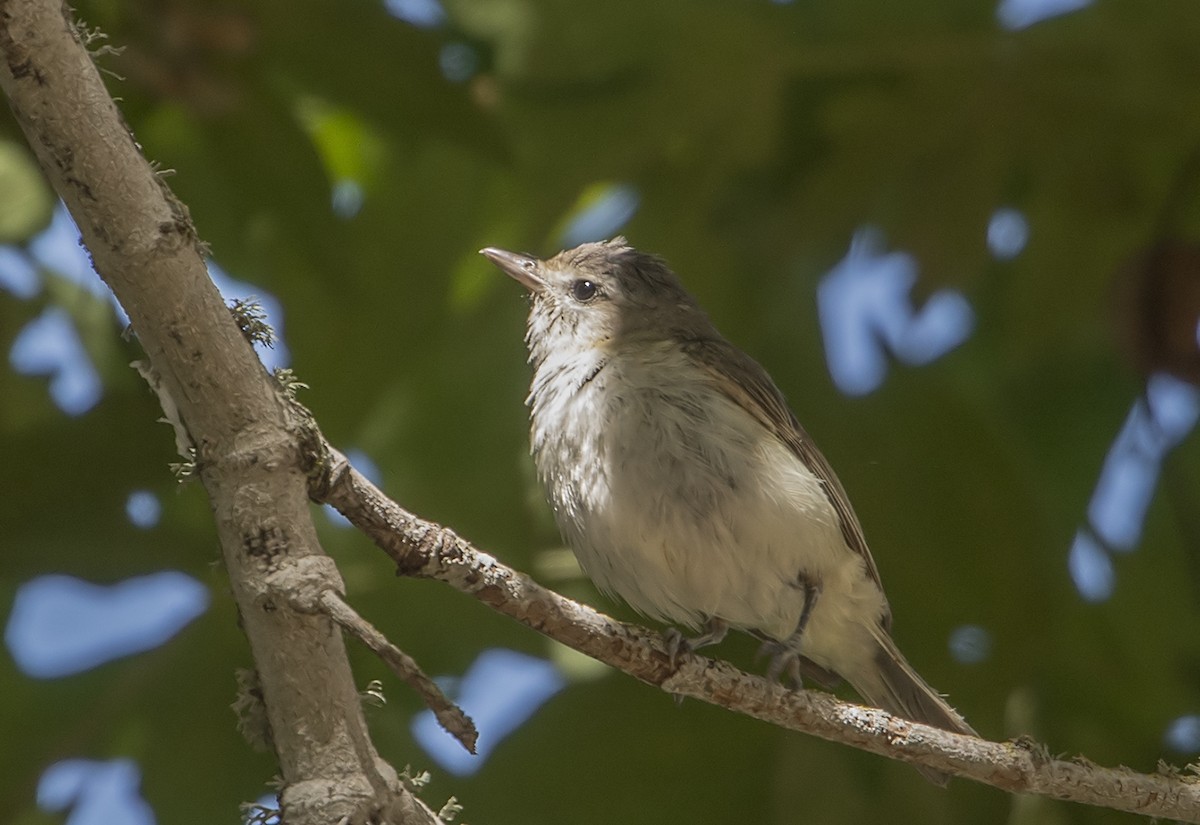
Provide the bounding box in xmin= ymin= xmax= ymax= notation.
xmin=3 ymin=0 xmax=1200 ymax=822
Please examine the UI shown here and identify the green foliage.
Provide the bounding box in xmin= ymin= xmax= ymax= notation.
xmin=4 ymin=1 xmax=1200 ymax=823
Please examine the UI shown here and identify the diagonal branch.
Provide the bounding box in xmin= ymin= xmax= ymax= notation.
xmin=312 ymin=443 xmax=1200 ymax=824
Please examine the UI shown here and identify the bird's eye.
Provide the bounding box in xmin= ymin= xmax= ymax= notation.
xmin=571 ymin=279 xmax=598 ymax=302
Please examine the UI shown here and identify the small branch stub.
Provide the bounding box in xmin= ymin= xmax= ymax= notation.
xmin=319 ymin=590 xmax=479 ymax=755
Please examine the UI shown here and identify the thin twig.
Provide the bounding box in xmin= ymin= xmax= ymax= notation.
xmin=310 ymin=443 xmax=1200 ymax=823
xmin=319 ymin=590 xmax=478 ymax=754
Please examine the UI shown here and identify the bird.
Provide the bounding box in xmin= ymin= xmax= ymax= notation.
xmin=481 ymin=237 xmax=975 ymax=784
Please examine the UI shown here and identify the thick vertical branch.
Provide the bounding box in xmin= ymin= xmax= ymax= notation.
xmin=0 ymin=2 xmax=430 ymax=822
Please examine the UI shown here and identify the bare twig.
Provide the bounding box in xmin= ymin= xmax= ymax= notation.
xmin=312 ymin=444 xmax=1200 ymax=823
xmin=319 ymin=590 xmax=478 ymax=755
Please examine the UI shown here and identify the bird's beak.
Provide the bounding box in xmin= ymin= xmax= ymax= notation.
xmin=480 ymin=247 xmax=545 ymax=293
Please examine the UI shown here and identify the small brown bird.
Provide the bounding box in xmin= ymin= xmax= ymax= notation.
xmin=483 ymin=237 xmax=976 ymax=783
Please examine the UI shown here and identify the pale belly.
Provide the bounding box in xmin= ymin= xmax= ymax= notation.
xmin=530 ymin=351 xmax=888 ymax=671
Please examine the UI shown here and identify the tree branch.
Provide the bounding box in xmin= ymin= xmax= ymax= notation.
xmin=0 ymin=2 xmax=441 ymax=822
xmin=314 ymin=444 xmax=1200 ymax=823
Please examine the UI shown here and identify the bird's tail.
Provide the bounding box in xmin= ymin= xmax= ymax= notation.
xmin=848 ymin=626 xmax=977 ymax=786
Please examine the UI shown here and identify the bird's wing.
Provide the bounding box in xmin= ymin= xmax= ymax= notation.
xmin=683 ymin=335 xmax=891 ymax=628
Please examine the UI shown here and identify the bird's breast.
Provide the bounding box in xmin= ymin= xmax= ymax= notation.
xmin=527 ymin=344 xmax=874 ymax=642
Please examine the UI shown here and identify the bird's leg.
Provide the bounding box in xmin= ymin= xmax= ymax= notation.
xmin=790 ymin=575 xmax=822 ymax=643
xmin=664 ymin=617 xmax=728 ymax=667
xmin=765 ymin=575 xmax=822 ymax=687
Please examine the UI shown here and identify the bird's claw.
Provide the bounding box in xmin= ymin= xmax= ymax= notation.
xmin=664 ymin=618 xmax=729 ymax=668
xmin=759 ymin=641 xmax=804 ymax=688
xmin=665 ymin=628 xmax=690 ymax=668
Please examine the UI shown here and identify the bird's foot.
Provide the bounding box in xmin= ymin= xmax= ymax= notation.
xmin=664 ymin=618 xmax=729 ymax=668
xmin=759 ymin=641 xmax=804 ymax=688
